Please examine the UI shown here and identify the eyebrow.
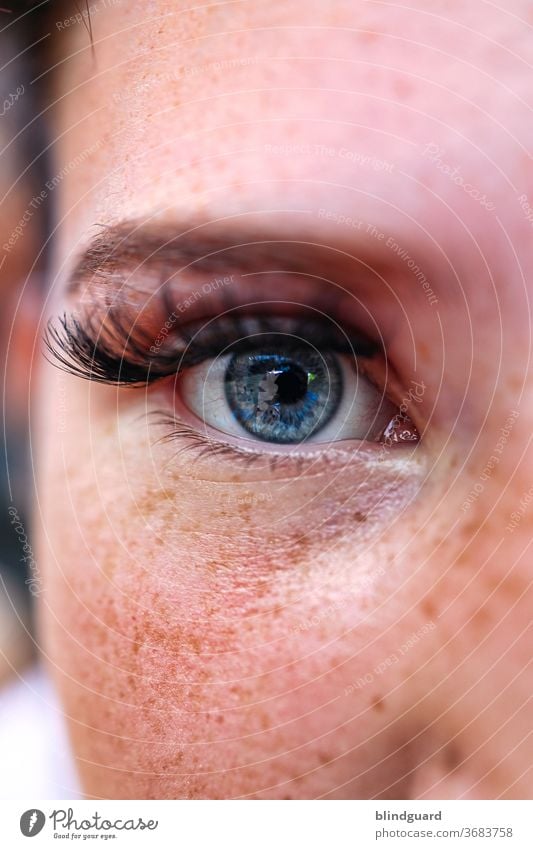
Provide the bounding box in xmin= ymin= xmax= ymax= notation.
xmin=65 ymin=218 xmax=401 ymax=301
xmin=69 ymin=222 xmax=331 ymax=288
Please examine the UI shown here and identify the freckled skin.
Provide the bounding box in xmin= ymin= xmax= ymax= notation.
xmin=35 ymin=0 xmax=533 ymax=798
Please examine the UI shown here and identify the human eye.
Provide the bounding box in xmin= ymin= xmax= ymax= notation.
xmin=45 ymin=304 xmax=419 ymax=465
xmin=43 ymin=225 xmax=427 ymax=472
xmin=175 ymin=313 xmax=419 ymax=450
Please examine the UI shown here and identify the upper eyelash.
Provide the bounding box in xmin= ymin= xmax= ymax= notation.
xmin=44 ymin=312 xmax=174 ymax=385
xmin=44 ymin=310 xmax=381 ymax=387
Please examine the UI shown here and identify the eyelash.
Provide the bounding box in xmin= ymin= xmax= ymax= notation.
xmin=149 ymin=416 xmax=327 ymax=472
xmin=44 ymin=310 xmax=380 ymax=387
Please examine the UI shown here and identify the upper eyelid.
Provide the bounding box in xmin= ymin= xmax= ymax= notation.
xmin=62 ymin=222 xmax=430 ymax=367
xmin=43 ymin=309 xmax=382 ymax=387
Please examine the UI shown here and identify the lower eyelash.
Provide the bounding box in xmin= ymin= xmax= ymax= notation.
xmin=146 ymin=409 xmax=396 ymax=479
xmin=149 ymin=411 xmax=317 ymax=473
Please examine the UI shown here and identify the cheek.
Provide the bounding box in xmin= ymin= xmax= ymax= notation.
xmin=36 ymin=370 xmax=435 ymax=799
xmin=38 ymin=540 xmax=433 ymax=800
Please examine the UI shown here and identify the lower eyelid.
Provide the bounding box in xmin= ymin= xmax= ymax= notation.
xmin=151 ymin=368 xmax=417 ymax=470
xmin=148 ymin=407 xmax=410 ymax=468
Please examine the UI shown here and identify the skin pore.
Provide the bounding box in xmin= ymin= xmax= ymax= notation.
xmin=32 ymin=0 xmax=533 ymax=798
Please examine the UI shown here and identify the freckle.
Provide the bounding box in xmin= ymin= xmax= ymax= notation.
xmin=318 ymin=751 xmax=331 ymax=765
xmin=443 ymin=742 xmax=461 ymax=771
xmin=371 ymin=694 xmax=385 ymax=713
xmin=360 ymin=31 xmax=379 ymax=44
xmin=462 ymin=521 xmax=481 ymax=538
xmin=454 ymin=551 xmax=471 ymax=569
xmin=418 ymin=341 xmax=431 ymax=362
xmin=239 ymin=499 xmax=253 ymax=517
xmin=420 ymin=598 xmax=437 ymax=618
xmin=258 ymin=711 xmax=270 ymax=731
xmin=101 ymin=557 xmax=117 ymax=579
xmin=215 ymin=714 xmax=224 ymax=723
xmin=281 ymin=533 xmax=313 ymax=567
xmin=353 ymin=511 xmax=367 ymax=523
xmin=135 ymin=491 xmax=161 ymax=521
xmin=393 ymin=78 xmax=413 ymax=99
xmin=186 ymin=634 xmax=203 ymax=655
xmin=447 ymin=452 xmax=461 ymax=470
xmin=487 ymin=573 xmax=526 ymax=602
xmin=101 ymin=603 xmax=120 ymax=630
xmin=471 ymin=606 xmax=491 ymax=627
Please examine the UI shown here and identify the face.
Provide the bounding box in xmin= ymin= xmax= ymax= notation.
xmin=35 ymin=0 xmax=533 ymax=799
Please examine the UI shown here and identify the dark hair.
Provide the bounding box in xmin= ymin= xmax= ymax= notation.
xmin=2 ymin=2 xmax=61 ymax=85
xmin=0 ymin=2 xmax=65 ymax=264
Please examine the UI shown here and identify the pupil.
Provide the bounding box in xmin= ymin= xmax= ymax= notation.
xmin=272 ymin=366 xmax=308 ymax=405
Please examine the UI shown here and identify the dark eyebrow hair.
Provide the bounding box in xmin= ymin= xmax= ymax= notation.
xmin=65 ymin=219 xmax=394 ymax=299
xmin=68 ymin=223 xmax=283 ymax=286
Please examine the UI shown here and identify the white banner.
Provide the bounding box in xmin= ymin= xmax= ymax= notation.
xmin=1 ymin=800 xmax=532 ymax=848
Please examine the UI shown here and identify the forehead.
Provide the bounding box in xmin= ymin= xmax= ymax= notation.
xmin=51 ymin=0 xmax=533 ymax=288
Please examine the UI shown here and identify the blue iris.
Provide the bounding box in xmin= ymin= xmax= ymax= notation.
xmin=224 ymin=346 xmax=342 ymax=443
